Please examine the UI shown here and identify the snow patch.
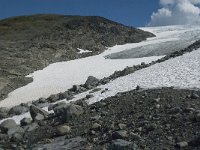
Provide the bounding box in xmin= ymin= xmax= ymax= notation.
xmin=77 ymin=48 xmax=92 ymax=54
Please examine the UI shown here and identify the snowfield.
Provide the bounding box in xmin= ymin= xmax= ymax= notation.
xmin=1 ymin=48 xmax=200 ymax=124
xmin=0 ymin=25 xmax=200 ymax=108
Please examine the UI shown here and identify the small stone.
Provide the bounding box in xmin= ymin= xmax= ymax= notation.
xmin=90 ymin=115 xmax=101 ymax=121
xmin=130 ymin=132 xmax=141 ymax=141
xmin=56 ymin=125 xmax=71 ymax=136
xmin=72 ymin=85 xmax=81 ymax=92
xmin=176 ymin=141 xmax=188 ymax=148
xmin=195 ymin=113 xmax=200 ymax=122
xmin=34 ymin=113 xmax=45 ymax=121
xmin=136 ymin=85 xmax=140 ymax=90
xmin=118 ymin=123 xmax=127 ymax=130
xmin=154 ymin=98 xmax=160 ymax=103
xmin=156 ymin=104 xmax=161 ymax=109
xmin=86 ymin=94 xmax=94 ymax=99
xmin=92 ymin=123 xmax=101 ymax=130
xmin=112 ymin=130 xmax=128 ymax=139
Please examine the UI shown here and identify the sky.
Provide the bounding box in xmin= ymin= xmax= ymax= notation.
xmin=0 ymin=0 xmax=200 ymax=27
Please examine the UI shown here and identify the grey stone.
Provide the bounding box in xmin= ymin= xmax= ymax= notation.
xmin=176 ymin=141 xmax=188 ymax=148
xmin=7 ymin=126 xmax=24 ymax=137
xmin=195 ymin=113 xmax=200 ymax=122
xmin=24 ymin=122 xmax=39 ymax=132
xmin=8 ymin=105 xmax=29 ymax=115
xmin=92 ymin=123 xmax=101 ymax=130
xmin=109 ymin=139 xmax=138 ymax=150
xmin=86 ymin=94 xmax=94 ymax=99
xmin=191 ymin=93 xmax=199 ymax=99
xmin=52 ymin=102 xmax=68 ymax=115
xmin=34 ymin=113 xmax=45 ymax=121
xmin=10 ymin=133 xmax=23 ymax=142
xmin=30 ymin=105 xmax=49 ymax=121
xmin=85 ymin=76 xmax=99 ymax=87
xmin=118 ymin=123 xmax=127 ymax=130
xmin=0 ymin=107 xmax=9 ymax=113
xmin=0 ymin=133 xmax=8 ymax=141
xmin=112 ymin=130 xmax=128 ymax=139
xmin=0 ymin=119 xmax=17 ymax=133
xmin=56 ymin=125 xmax=71 ymax=136
xmin=72 ymin=85 xmax=81 ymax=92
xmin=20 ymin=118 xmax=32 ymax=126
xmin=47 ymin=94 xmax=60 ymax=102
xmin=63 ymin=104 xmax=84 ymax=122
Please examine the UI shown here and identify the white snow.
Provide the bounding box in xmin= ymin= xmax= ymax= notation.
xmin=86 ymin=48 xmax=200 ymax=104
xmin=2 ymin=48 xmax=200 ymax=125
xmin=77 ymin=48 xmax=92 ymax=54
xmin=0 ymin=25 xmax=200 ymax=108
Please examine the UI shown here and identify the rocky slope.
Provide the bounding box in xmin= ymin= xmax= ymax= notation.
xmin=0 ymin=14 xmax=154 ymax=100
xmin=0 ymin=40 xmax=200 ymax=150
xmin=0 ymin=88 xmax=199 ymax=150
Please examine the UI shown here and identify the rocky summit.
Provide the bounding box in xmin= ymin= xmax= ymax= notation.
xmin=0 ymin=14 xmax=154 ymax=100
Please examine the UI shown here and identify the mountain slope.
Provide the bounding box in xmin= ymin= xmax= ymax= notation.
xmin=0 ymin=14 xmax=154 ymax=100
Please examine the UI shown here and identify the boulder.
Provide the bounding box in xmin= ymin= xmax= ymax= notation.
xmin=84 ymin=76 xmax=99 ymax=87
xmin=52 ymin=102 xmax=68 ymax=115
xmin=63 ymin=104 xmax=84 ymax=122
xmin=109 ymin=139 xmax=138 ymax=150
xmin=8 ymin=105 xmax=29 ymax=115
xmin=0 ymin=119 xmax=17 ymax=133
xmin=29 ymin=105 xmax=49 ymax=121
xmin=7 ymin=126 xmax=24 ymax=137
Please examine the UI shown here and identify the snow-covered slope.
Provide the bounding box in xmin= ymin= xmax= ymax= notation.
xmin=1 ymin=25 xmax=200 ymax=107
xmin=1 ymin=43 xmax=200 ymax=124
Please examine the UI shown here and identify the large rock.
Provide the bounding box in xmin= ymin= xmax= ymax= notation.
xmin=0 ymin=119 xmax=17 ymax=133
xmin=109 ymin=139 xmax=138 ymax=150
xmin=8 ymin=105 xmax=29 ymax=115
xmin=30 ymin=105 xmax=49 ymax=121
xmin=84 ymin=76 xmax=100 ymax=87
xmin=52 ymin=101 xmax=68 ymax=115
xmin=0 ymin=107 xmax=9 ymax=119
xmin=62 ymin=104 xmax=84 ymax=122
xmin=7 ymin=126 xmax=24 ymax=137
